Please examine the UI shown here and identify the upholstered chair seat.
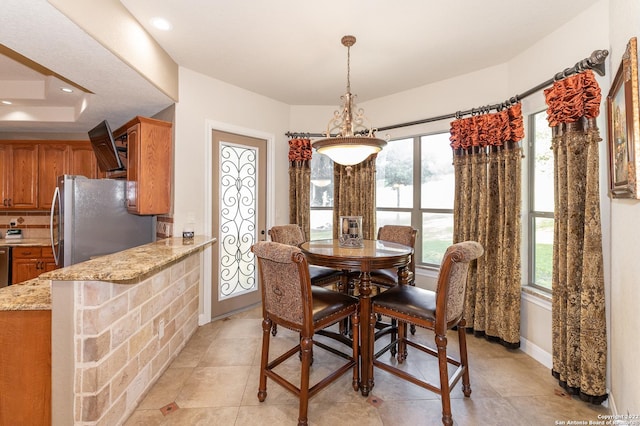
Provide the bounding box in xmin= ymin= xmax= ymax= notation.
xmin=370 ymin=241 xmax=484 ymax=426
xmin=252 ymin=241 xmax=360 ymax=426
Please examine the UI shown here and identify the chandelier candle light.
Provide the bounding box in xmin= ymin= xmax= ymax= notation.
xmin=312 ymin=35 xmax=387 ymax=173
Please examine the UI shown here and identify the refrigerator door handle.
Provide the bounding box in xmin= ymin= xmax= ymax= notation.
xmin=50 ymin=186 xmax=61 ymax=266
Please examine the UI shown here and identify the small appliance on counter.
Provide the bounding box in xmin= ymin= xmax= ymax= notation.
xmin=4 ymin=229 xmax=23 ymax=239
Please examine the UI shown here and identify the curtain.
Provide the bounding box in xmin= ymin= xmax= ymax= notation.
xmin=544 ymin=70 xmax=607 ymax=404
xmin=450 ymin=103 xmax=524 ymax=348
xmin=288 ymin=138 xmax=312 ymax=240
xmin=333 ymin=155 xmax=377 ymax=240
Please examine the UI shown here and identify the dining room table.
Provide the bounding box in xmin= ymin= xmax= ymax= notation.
xmin=299 ymin=238 xmax=413 ymax=396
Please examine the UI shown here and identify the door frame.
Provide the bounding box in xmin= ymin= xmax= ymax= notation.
xmin=201 ymin=119 xmax=275 ymax=325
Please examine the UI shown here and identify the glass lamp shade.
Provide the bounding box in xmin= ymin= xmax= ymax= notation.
xmin=312 ymin=136 xmax=386 ymax=166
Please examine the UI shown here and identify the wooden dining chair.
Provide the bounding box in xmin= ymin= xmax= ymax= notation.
xmin=268 ymin=224 xmax=347 ymax=336
xmin=268 ymin=224 xmax=344 ymax=288
xmin=369 ymin=241 xmax=484 ymax=426
xmin=252 ymin=241 xmax=360 ymax=426
xmin=370 ymin=225 xmax=418 ymax=289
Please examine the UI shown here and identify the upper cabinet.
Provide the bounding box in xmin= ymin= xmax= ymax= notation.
xmin=112 ymin=116 xmax=172 ymax=215
xmin=0 ymin=141 xmax=100 ymax=211
xmin=1 ymin=143 xmax=39 ymax=209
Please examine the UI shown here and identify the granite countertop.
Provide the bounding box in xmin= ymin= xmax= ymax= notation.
xmin=42 ymin=236 xmax=215 ymax=282
xmin=0 ymin=279 xmax=51 ymax=311
xmin=0 ymin=236 xmax=215 ymax=312
xmin=0 ymin=238 xmax=51 ymax=247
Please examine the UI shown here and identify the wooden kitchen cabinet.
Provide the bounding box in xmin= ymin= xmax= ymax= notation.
xmin=69 ymin=142 xmax=103 ymax=179
xmin=11 ymin=246 xmax=57 ymax=284
xmin=0 ymin=143 xmax=39 ymax=209
xmin=113 ymin=116 xmax=172 ymax=215
xmin=38 ymin=143 xmax=69 ymax=209
xmin=1 ymin=141 xmax=102 ymax=211
xmin=0 ymin=309 xmax=51 ymax=425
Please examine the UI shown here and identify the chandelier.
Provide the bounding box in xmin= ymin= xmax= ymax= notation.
xmin=312 ymin=35 xmax=386 ymax=171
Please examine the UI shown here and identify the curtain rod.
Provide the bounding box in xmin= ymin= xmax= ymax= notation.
xmin=286 ymin=48 xmax=609 ymax=139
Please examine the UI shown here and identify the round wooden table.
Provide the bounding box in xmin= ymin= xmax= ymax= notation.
xmin=300 ymin=239 xmax=413 ymax=396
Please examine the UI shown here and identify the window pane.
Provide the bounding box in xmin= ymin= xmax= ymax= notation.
xmin=310 ymin=209 xmax=333 ymax=240
xmin=376 ymin=211 xmax=411 ymax=228
xmin=421 ymin=212 xmax=453 ymax=265
xmin=421 ymin=134 xmax=454 ymax=209
xmin=376 ymin=138 xmax=413 ymax=208
xmin=533 ymin=112 xmax=554 ymax=212
xmin=310 ymin=153 xmax=333 ymax=207
xmin=533 ymin=217 xmax=554 ymax=289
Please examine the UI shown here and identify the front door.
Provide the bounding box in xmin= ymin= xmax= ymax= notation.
xmin=210 ymin=130 xmax=266 ymax=318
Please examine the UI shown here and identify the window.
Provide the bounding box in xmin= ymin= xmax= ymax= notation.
xmin=528 ymin=110 xmax=554 ymax=290
xmin=309 ymin=153 xmax=334 ymax=240
xmin=376 ymin=133 xmax=455 ymax=267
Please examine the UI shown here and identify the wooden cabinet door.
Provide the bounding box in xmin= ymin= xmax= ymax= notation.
xmin=0 ymin=144 xmax=9 ymax=208
xmin=39 ymin=143 xmax=68 ymax=209
xmin=11 ymin=258 xmax=40 ymax=284
xmin=68 ymin=142 xmax=101 ymax=179
xmin=125 ymin=123 xmax=140 ymax=213
xmin=6 ymin=144 xmax=38 ymax=209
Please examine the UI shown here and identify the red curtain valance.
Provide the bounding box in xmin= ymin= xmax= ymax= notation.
xmin=449 ymin=103 xmax=524 ymax=150
xmin=543 ymin=70 xmax=601 ymax=127
xmin=288 ymin=138 xmax=313 ymax=163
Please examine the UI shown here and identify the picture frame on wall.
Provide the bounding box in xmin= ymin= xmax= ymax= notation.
xmin=607 ymin=36 xmax=640 ymax=198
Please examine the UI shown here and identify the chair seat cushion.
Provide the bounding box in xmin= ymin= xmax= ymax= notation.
xmin=311 ymin=286 xmax=358 ymax=323
xmin=309 ymin=265 xmax=341 ymax=281
xmin=371 ymin=285 xmax=436 ymax=321
xmin=369 ymin=268 xmax=398 ymax=286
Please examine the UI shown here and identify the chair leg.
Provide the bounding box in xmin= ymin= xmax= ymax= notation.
xmin=435 ymin=333 xmax=453 ymax=426
xmin=351 ymin=310 xmax=361 ymax=391
xmin=458 ymin=319 xmax=472 ymax=397
xmin=298 ymin=336 xmax=313 ymax=426
xmin=397 ymin=321 xmax=408 ymax=363
xmin=258 ymin=318 xmax=271 ymax=402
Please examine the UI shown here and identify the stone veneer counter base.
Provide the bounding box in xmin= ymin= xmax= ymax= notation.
xmin=48 ymin=235 xmax=215 ymax=426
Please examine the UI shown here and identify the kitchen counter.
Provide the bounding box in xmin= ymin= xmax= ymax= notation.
xmin=0 ymin=236 xmax=215 ymax=311
xmin=42 ymin=236 xmax=214 ymax=282
xmin=0 ymin=278 xmax=50 ymax=311
xmin=0 ymin=238 xmax=51 ymax=247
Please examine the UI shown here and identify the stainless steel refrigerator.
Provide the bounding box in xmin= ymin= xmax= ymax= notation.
xmin=50 ymin=175 xmax=156 ymax=267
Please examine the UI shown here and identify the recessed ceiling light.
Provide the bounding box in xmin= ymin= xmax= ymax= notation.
xmin=1 ymin=100 xmax=12 ymax=105
xmin=150 ymin=17 xmax=172 ymax=31
xmin=60 ymin=87 xmax=73 ymax=93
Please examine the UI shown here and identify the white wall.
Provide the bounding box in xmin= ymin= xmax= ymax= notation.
xmin=173 ymin=67 xmax=292 ymax=236
xmin=608 ymin=0 xmax=640 ymax=416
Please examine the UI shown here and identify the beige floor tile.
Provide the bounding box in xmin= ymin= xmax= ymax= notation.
xmin=137 ymin=367 xmax=194 ymax=410
xmin=125 ymin=307 xmax=611 ymax=426
xmin=176 ymin=365 xmax=251 ymax=408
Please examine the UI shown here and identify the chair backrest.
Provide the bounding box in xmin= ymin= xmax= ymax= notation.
xmin=251 ymin=241 xmax=312 ymax=333
xmin=268 ymin=224 xmax=306 ymax=246
xmin=377 ymin=225 xmax=418 ymax=274
xmin=435 ymin=241 xmax=484 ymax=329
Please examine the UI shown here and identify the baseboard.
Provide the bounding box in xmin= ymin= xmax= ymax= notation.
xmin=519 ymin=335 xmax=552 ymax=369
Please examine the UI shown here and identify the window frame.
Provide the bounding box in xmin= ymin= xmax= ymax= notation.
xmin=527 ymin=109 xmax=554 ymax=292
xmin=376 ymin=133 xmax=454 ymax=269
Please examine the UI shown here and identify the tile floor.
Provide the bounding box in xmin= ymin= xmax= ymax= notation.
xmin=125 ymin=305 xmax=610 ymax=425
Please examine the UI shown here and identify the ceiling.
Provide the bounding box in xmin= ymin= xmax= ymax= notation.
xmin=1 ymin=0 xmax=601 ymax=135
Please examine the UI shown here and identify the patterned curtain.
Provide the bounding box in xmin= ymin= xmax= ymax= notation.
xmin=288 ymin=138 xmax=312 ymax=240
xmin=544 ymin=70 xmax=607 ymax=404
xmin=450 ymin=103 xmax=524 ymax=347
xmin=333 ymin=155 xmax=377 ymax=240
